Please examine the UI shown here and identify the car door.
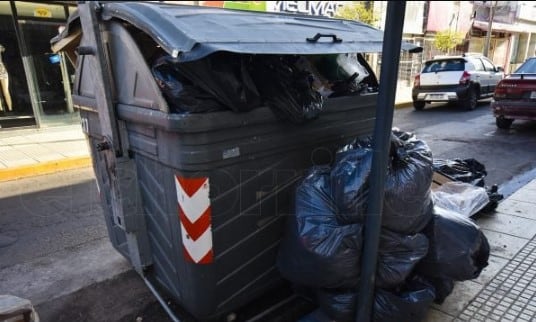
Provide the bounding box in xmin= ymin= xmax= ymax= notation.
xmin=481 ymin=57 xmax=498 ymax=94
xmin=485 ymin=57 xmax=504 ymax=91
xmin=468 ymin=58 xmax=487 ymax=93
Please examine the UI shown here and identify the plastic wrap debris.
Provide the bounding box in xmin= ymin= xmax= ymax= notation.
xmin=250 ymin=55 xmax=324 ymax=123
xmin=309 ymin=54 xmax=372 ymax=97
xmin=331 ymin=139 xmax=373 ymax=224
xmin=151 ymin=56 xmax=225 ymax=113
xmin=433 ymin=158 xmax=487 ymax=187
xmin=277 ymin=167 xmax=363 ymax=289
xmin=432 ymin=181 xmax=490 ymax=218
xmin=432 ymin=158 xmax=502 ymax=214
xmin=174 ymin=52 xmax=262 ymax=112
xmin=316 ymin=278 xmax=435 ymax=322
xmin=376 ymin=230 xmax=429 ymax=289
xmin=416 ymin=206 xmax=490 ymax=281
xmin=382 ymin=130 xmax=434 ymax=234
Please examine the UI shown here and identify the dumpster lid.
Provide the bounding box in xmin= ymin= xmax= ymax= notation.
xmin=52 ymin=2 xmax=422 ymax=62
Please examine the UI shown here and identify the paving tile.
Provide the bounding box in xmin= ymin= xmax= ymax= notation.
xmin=24 ymin=130 xmax=85 ymax=143
xmin=45 ymin=141 xmax=89 ymax=157
xmin=433 ymin=281 xmax=483 ymax=317
xmin=458 ymin=240 xmax=536 ymax=321
xmin=474 ymin=255 xmax=509 ymax=285
xmin=523 ymin=180 xmax=536 ymax=191
xmin=423 ymin=308 xmax=455 ymax=322
xmin=481 ymin=229 xmax=528 ymax=259
xmin=11 ymin=144 xmax=63 ymax=163
xmin=0 ymin=148 xmax=36 ymax=167
xmin=0 ymin=135 xmax=30 ymax=145
xmin=476 ymin=213 xmax=536 ymax=239
xmin=507 ymin=188 xmax=536 ymax=204
xmin=495 ymin=199 xmax=536 ymax=221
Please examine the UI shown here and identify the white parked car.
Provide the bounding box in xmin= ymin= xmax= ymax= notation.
xmin=412 ymin=54 xmax=504 ymax=110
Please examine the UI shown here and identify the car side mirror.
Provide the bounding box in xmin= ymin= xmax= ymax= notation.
xmin=496 ymin=66 xmax=504 ymax=73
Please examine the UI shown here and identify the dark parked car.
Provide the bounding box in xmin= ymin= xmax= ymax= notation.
xmin=492 ymin=57 xmax=536 ymax=129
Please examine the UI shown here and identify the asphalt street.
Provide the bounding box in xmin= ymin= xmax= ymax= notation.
xmin=393 ymin=100 xmax=536 ymax=197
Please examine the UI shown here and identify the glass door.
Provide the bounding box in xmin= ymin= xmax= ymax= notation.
xmin=0 ymin=14 xmax=36 ymax=129
xmin=17 ymin=19 xmax=77 ymax=127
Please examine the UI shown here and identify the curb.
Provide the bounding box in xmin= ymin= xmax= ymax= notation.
xmin=395 ymin=101 xmax=413 ymax=109
xmin=0 ymin=156 xmax=92 ymax=182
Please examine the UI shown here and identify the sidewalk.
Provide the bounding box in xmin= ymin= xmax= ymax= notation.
xmin=0 ymin=124 xmax=91 ymax=182
xmin=424 ymin=180 xmax=536 ymax=321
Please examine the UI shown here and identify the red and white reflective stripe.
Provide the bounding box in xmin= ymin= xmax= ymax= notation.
xmin=175 ymin=176 xmax=213 ymax=264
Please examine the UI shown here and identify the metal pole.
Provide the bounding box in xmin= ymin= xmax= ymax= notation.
xmin=355 ymin=1 xmax=406 ymax=321
xmin=483 ymin=1 xmax=495 ymax=57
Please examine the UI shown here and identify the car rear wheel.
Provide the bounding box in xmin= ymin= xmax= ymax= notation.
xmin=496 ymin=117 xmax=513 ymax=129
xmin=413 ymin=101 xmax=425 ymax=110
xmin=462 ymin=88 xmax=478 ymax=110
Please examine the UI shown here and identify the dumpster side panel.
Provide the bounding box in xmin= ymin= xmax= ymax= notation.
xmin=125 ymin=99 xmax=376 ymax=319
xmin=81 ymin=109 xmax=130 ymax=260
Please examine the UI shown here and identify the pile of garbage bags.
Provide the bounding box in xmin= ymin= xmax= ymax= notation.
xmin=433 ymin=158 xmax=503 ymax=215
xmin=151 ymin=52 xmax=377 ymax=123
xmin=278 ymin=130 xmax=490 ymax=321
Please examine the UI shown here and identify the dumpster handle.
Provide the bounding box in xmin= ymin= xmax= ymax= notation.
xmin=76 ymin=46 xmax=95 ymax=56
xmin=306 ymin=33 xmax=342 ymax=43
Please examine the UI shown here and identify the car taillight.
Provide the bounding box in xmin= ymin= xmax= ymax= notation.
xmin=494 ymin=81 xmax=507 ymax=98
xmin=459 ymin=71 xmax=471 ymax=85
xmin=414 ymin=74 xmax=420 ymax=88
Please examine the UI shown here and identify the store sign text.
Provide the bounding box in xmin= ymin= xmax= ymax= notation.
xmin=274 ymin=1 xmax=344 ymax=17
xmin=34 ymin=8 xmax=52 ymax=18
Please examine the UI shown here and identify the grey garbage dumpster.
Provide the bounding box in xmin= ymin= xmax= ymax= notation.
xmin=52 ymin=2 xmax=420 ymax=320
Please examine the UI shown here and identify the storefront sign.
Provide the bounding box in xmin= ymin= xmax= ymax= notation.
xmin=223 ymin=1 xmax=266 ymax=11
xmin=271 ymin=1 xmax=344 ymax=17
xmin=34 ymin=8 xmax=52 ymax=18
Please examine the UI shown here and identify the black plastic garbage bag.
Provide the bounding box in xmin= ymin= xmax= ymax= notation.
xmin=316 ymin=278 xmax=435 ymax=322
xmin=373 ymin=278 xmax=436 ymax=322
xmin=330 ymin=130 xmax=433 ymax=232
xmin=173 ymin=52 xmax=262 ymax=112
xmin=382 ymin=130 xmax=434 ymax=234
xmin=315 ymin=288 xmax=356 ymax=322
xmin=330 ymin=139 xmax=373 ymax=224
xmin=277 ymin=167 xmax=363 ymax=289
xmin=151 ymin=56 xmax=225 ymax=113
xmin=416 ymin=206 xmax=490 ymax=281
xmin=250 ymin=55 xmax=324 ymax=123
xmin=433 ymin=158 xmax=487 ymax=187
xmin=416 ymin=276 xmax=455 ymax=304
xmin=376 ymin=230 xmax=429 ymax=289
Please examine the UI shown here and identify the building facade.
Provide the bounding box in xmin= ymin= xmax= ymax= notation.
xmin=0 ymin=1 xmax=77 ymax=130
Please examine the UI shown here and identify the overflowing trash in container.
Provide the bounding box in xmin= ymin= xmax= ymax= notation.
xmin=278 ymin=130 xmax=491 ymax=321
xmin=151 ymin=51 xmax=378 ymax=123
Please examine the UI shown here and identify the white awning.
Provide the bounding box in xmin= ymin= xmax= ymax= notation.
xmin=473 ymin=20 xmax=536 ymax=34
